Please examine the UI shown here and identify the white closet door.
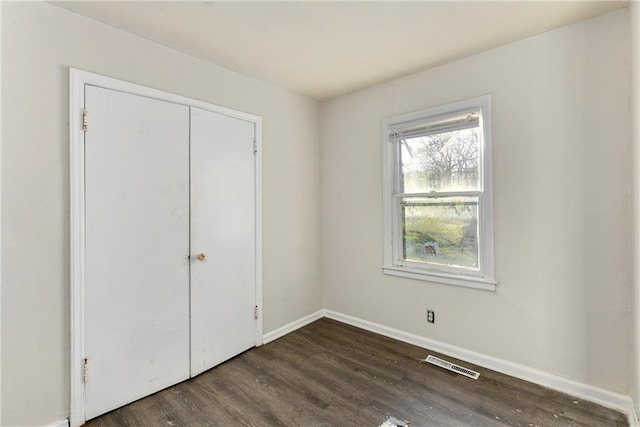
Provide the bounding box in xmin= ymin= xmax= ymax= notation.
xmin=190 ymin=107 xmax=256 ymax=376
xmin=84 ymin=86 xmax=190 ymax=419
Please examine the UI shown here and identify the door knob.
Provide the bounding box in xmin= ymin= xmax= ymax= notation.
xmin=197 ymin=253 xmax=206 ymax=261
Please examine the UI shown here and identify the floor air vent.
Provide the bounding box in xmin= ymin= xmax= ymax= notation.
xmin=425 ymin=355 xmax=480 ymax=380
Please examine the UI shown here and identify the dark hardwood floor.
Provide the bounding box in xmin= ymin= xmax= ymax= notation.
xmin=86 ymin=318 xmax=629 ymax=426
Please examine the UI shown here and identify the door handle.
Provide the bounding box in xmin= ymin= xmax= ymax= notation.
xmin=197 ymin=253 xmax=206 ymax=261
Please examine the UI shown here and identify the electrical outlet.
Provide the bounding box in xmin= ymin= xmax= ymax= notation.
xmin=427 ymin=309 xmax=435 ymax=324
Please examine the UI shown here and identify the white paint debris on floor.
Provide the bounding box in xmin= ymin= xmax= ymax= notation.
xmin=379 ymin=416 xmax=409 ymax=427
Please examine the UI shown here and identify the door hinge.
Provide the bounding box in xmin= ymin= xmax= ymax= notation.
xmin=82 ymin=109 xmax=88 ymax=133
xmin=253 ymin=138 xmax=257 ymax=155
xmin=254 ymin=305 xmax=259 ymax=320
xmin=82 ymin=357 xmax=89 ymax=384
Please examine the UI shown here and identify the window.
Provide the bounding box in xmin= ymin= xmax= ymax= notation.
xmin=382 ymin=95 xmax=495 ymax=290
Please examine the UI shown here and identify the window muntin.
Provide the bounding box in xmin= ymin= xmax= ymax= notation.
xmin=382 ymin=95 xmax=494 ymax=289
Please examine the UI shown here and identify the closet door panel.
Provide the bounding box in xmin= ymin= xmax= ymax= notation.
xmin=84 ymin=85 xmax=190 ymax=419
xmin=190 ymin=107 xmax=256 ymax=376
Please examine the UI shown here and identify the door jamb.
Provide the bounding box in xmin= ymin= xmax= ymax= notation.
xmin=69 ymin=68 xmax=264 ymax=427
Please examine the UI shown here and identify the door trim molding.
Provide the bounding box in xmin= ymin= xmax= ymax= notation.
xmin=69 ymin=68 xmax=263 ymax=427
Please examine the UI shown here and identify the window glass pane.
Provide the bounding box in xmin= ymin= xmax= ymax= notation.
xmin=401 ymin=196 xmax=479 ymax=270
xmin=400 ymin=127 xmax=480 ymax=193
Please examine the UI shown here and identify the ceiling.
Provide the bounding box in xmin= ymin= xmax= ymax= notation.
xmin=52 ymin=1 xmax=627 ymax=101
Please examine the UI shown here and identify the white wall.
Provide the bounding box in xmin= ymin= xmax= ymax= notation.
xmin=0 ymin=2 xmax=3 ymax=424
xmin=1 ymin=2 xmax=322 ymax=425
xmin=631 ymin=0 xmax=640 ymax=413
xmin=321 ymin=9 xmax=631 ymax=395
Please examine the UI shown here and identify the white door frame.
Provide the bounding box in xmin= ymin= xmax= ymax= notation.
xmin=69 ymin=68 xmax=264 ymax=427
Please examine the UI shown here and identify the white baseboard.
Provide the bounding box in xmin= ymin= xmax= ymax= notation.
xmin=49 ymin=311 xmax=636 ymax=427
xmin=262 ymin=309 xmax=324 ymax=344
xmin=47 ymin=419 xmax=69 ymax=427
xmin=324 ymin=310 xmax=637 ymax=424
xmin=630 ymin=407 xmax=639 ymax=427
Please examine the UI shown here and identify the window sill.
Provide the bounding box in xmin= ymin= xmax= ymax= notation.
xmin=382 ymin=266 xmax=497 ymax=291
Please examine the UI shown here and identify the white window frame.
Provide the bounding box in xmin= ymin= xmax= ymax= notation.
xmin=381 ymin=95 xmax=496 ymax=291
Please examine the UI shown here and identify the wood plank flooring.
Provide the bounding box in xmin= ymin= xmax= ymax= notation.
xmin=85 ymin=318 xmax=629 ymax=426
